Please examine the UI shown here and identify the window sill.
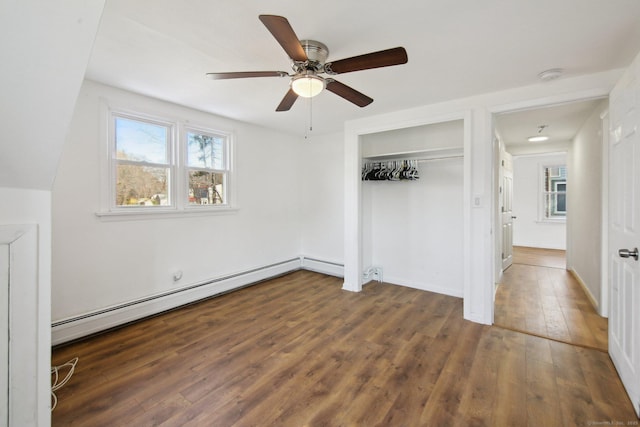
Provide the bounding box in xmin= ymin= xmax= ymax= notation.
xmin=95 ymin=206 xmax=239 ymax=222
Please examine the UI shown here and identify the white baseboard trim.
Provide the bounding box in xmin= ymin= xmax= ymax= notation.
xmin=568 ymin=268 xmax=599 ymax=313
xmin=51 ymin=258 xmax=301 ymax=345
xmin=300 ymin=256 xmax=344 ymax=277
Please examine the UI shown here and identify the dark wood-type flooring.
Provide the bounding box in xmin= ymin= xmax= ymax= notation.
xmin=495 ymin=246 xmax=608 ymax=351
xmin=52 ymin=270 xmax=636 ymax=426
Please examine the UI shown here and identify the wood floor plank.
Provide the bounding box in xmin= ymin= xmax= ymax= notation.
xmin=513 ymin=246 xmax=567 ymax=269
xmin=52 ymin=270 xmax=636 ymax=426
xmin=456 ymin=340 xmax=499 ymax=426
xmin=525 ymin=357 xmax=562 ymax=427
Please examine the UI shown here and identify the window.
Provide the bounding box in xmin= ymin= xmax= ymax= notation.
xmin=114 ymin=115 xmax=173 ymax=207
xmin=186 ymin=129 xmax=228 ymax=206
xmin=542 ymin=165 xmax=567 ymax=220
xmin=103 ymin=109 xmax=233 ymax=217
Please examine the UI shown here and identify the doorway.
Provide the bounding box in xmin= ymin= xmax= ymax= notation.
xmin=493 ymin=98 xmax=609 ymax=350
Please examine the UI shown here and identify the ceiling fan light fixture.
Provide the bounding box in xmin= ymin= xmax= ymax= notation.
xmin=291 ymin=74 xmax=325 ymax=98
xmin=528 ymin=124 xmax=549 ymax=142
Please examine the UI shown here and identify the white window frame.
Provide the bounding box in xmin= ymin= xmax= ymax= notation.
xmin=539 ymin=164 xmax=567 ymax=223
xmin=97 ymin=103 xmax=236 ymax=220
xmin=552 ymin=181 xmax=567 ymax=215
xmin=109 ymin=111 xmax=176 ymax=211
xmin=183 ymin=125 xmax=232 ymax=210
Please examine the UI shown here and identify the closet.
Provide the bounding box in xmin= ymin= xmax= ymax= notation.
xmin=361 ymin=119 xmax=464 ymax=297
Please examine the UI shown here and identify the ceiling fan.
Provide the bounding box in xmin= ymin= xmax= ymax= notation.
xmin=206 ymin=15 xmax=408 ymax=112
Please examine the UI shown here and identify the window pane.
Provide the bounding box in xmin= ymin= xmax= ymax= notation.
xmin=543 ymin=165 xmax=567 ymax=219
xmin=188 ymin=171 xmax=224 ymax=205
xmin=116 ymin=164 xmax=169 ymax=206
xmin=115 ymin=117 xmax=168 ymax=164
xmin=544 ymin=193 xmax=566 ymax=218
xmin=187 ymin=132 xmax=224 ymax=169
xmin=544 ymin=166 xmax=567 ymax=191
xmin=556 ymin=193 xmax=567 ymax=213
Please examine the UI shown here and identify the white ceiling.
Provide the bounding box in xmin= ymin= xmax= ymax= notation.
xmin=494 ymin=98 xmax=605 ymax=152
xmin=86 ymin=0 xmax=640 ymax=137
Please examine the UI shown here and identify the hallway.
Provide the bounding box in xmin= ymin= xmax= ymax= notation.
xmin=494 ymin=246 xmax=608 ymax=351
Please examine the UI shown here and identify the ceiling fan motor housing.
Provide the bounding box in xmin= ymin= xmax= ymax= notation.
xmin=297 ymin=40 xmax=329 ymax=71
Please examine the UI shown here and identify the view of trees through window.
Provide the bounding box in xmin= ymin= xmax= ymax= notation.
xmin=116 ymin=163 xmax=169 ymax=206
xmin=186 ymin=131 xmax=226 ymax=205
xmin=114 ymin=116 xmax=170 ymax=207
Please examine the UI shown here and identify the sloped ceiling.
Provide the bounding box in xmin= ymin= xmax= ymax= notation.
xmin=86 ymin=0 xmax=640 ymax=136
xmin=0 ymin=1 xmax=105 ymax=190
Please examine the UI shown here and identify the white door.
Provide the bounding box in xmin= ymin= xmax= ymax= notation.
xmin=501 ymin=152 xmax=514 ymax=271
xmin=609 ymin=57 xmax=640 ymax=417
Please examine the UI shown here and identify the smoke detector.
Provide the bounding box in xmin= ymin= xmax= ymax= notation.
xmin=538 ymin=68 xmax=564 ymax=82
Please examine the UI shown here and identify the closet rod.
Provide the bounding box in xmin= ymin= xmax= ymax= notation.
xmin=417 ymin=155 xmax=464 ymax=163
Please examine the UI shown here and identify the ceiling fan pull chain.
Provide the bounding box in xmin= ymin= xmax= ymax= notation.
xmin=304 ymin=97 xmax=313 ymax=140
xmin=309 ymin=96 xmax=313 ymax=133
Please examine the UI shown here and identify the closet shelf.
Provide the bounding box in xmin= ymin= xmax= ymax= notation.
xmin=363 ymin=147 xmax=463 ymax=161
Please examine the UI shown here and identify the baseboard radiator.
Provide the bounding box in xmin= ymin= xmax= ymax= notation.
xmin=52 ymin=257 xmax=344 ymax=346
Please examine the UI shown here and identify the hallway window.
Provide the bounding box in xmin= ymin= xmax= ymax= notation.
xmin=542 ymin=165 xmax=567 ymax=220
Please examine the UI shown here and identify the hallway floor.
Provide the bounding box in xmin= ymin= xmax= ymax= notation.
xmin=495 ymin=246 xmax=607 ymax=351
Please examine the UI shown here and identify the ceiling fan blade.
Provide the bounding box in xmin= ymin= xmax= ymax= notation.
xmin=325 ymin=80 xmax=373 ymax=107
xmin=325 ymin=47 xmax=408 ymax=74
xmin=276 ymin=88 xmax=299 ymax=112
xmin=259 ymin=15 xmax=307 ymax=62
xmin=206 ymin=71 xmax=288 ymax=80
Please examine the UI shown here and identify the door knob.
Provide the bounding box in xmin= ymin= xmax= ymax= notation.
xmin=511 ymin=216 xmax=517 ymax=219
xmin=618 ymin=248 xmax=639 ymax=261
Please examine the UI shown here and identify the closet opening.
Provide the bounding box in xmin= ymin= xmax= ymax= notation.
xmin=359 ymin=119 xmax=465 ymax=297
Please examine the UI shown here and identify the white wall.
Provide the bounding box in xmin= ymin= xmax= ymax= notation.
xmin=567 ymin=99 xmax=608 ymax=309
xmin=368 ymin=158 xmax=464 ymax=296
xmin=512 ymin=153 xmax=567 ymax=250
xmin=52 ymin=81 xmax=303 ymax=324
xmin=299 ymin=132 xmax=345 ymax=265
xmin=361 ymin=120 xmax=464 ymax=296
